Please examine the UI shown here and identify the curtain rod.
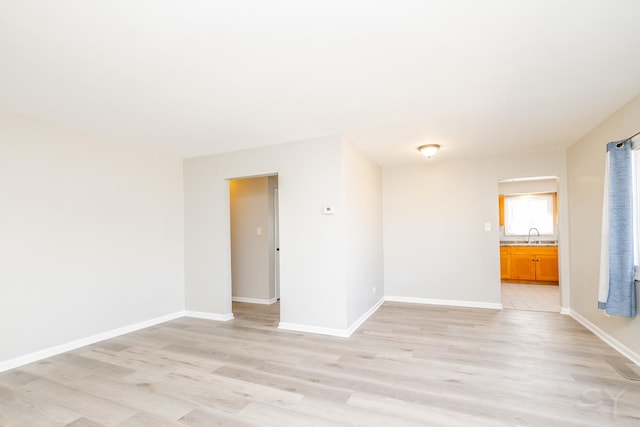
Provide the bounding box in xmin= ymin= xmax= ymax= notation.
xmin=624 ymin=130 xmax=640 ymax=141
xmin=614 ymin=130 xmax=640 ymax=148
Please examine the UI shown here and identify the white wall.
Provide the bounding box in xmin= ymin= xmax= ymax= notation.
xmin=567 ymin=93 xmax=640 ymax=357
xmin=0 ymin=112 xmax=184 ymax=366
xmin=498 ymin=179 xmax=558 ymax=195
xmin=184 ymin=136 xmax=349 ymax=331
xmin=343 ymin=139 xmax=384 ymax=325
xmin=230 ymin=177 xmax=271 ymax=301
xmin=383 ymin=150 xmax=569 ymax=307
xmin=184 ymin=135 xmax=385 ymax=334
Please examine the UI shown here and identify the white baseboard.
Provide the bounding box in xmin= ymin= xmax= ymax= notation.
xmin=14 ymin=300 xmax=621 ymax=377
xmin=232 ymin=296 xmax=278 ymax=305
xmin=0 ymin=311 xmax=184 ymax=374
xmin=278 ymin=322 xmax=350 ymax=338
xmin=384 ymin=296 xmax=503 ymax=310
xmin=569 ymin=309 xmax=640 ymax=367
xmin=279 ymin=297 xmax=386 ymax=338
xmin=278 ymin=295 xmax=501 ymax=337
xmin=185 ymin=311 xmax=234 ymax=321
xmin=345 ymin=297 xmax=385 ymax=336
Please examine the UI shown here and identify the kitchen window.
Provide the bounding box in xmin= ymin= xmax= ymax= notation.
xmin=504 ymin=193 xmax=555 ymax=236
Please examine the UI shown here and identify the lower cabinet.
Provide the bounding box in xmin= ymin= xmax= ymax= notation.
xmin=500 ymin=248 xmax=511 ymax=280
xmin=511 ymin=253 xmax=536 ymax=280
xmin=500 ymin=246 xmax=558 ymax=283
xmin=535 ymin=253 xmax=560 ymax=281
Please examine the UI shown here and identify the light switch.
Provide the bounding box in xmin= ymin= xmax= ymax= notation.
xmin=484 ymin=222 xmax=491 ymax=231
xmin=257 ymin=227 xmax=262 ymax=235
xmin=323 ymin=206 xmax=336 ymax=215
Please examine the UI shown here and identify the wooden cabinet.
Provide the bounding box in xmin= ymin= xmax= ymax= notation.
xmin=500 ymin=246 xmax=511 ymax=279
xmin=536 ymin=253 xmax=559 ymax=282
xmin=510 ymin=252 xmax=536 ymax=280
xmin=500 ymin=246 xmax=558 ymax=283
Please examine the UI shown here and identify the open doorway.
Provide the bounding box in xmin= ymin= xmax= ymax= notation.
xmin=229 ymin=174 xmax=280 ymax=326
xmin=498 ymin=176 xmax=560 ymax=312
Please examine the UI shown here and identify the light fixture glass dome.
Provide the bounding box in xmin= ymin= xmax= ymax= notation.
xmin=418 ymin=144 xmax=440 ymax=158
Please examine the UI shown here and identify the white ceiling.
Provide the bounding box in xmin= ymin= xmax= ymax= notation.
xmin=1 ymin=0 xmax=640 ymax=165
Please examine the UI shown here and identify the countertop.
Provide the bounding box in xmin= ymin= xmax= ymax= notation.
xmin=500 ymin=241 xmax=558 ymax=247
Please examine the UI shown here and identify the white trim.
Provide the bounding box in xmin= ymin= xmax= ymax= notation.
xmin=345 ymin=297 xmax=385 ymax=336
xmin=185 ymin=311 xmax=234 ymax=321
xmin=279 ymin=297 xmax=386 ymax=338
xmin=278 ymin=322 xmax=350 ymax=338
xmin=569 ymin=309 xmax=640 ymax=367
xmin=0 ymin=311 xmax=184 ymax=374
xmin=384 ymin=296 xmax=503 ymax=310
xmin=560 ymin=307 xmax=570 ymax=315
xmin=232 ymin=296 xmax=278 ymax=305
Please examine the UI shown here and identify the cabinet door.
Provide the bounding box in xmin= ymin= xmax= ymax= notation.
xmin=510 ymin=254 xmax=536 ymax=280
xmin=536 ymin=254 xmax=559 ymax=281
xmin=500 ymin=253 xmax=511 ymax=279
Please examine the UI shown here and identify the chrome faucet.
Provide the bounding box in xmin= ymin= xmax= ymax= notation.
xmin=527 ymin=227 xmax=540 ymax=244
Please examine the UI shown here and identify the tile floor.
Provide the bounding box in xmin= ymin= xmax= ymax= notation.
xmin=501 ymin=282 xmax=560 ymax=312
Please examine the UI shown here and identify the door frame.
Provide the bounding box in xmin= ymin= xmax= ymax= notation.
xmin=497 ymin=176 xmax=567 ymax=312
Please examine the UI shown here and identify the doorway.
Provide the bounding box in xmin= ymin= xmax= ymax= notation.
xmin=498 ymin=176 xmax=560 ymax=313
xmin=229 ymin=174 xmax=280 ymax=325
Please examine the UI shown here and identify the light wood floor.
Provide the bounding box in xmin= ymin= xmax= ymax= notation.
xmin=1 ymin=302 xmax=639 ymax=426
xmin=501 ymin=283 xmax=560 ymax=312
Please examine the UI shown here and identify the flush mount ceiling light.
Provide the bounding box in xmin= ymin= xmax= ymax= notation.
xmin=417 ymin=144 xmax=440 ymax=158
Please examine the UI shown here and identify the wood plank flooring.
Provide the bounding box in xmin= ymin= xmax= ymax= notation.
xmin=1 ymin=302 xmax=639 ymax=426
